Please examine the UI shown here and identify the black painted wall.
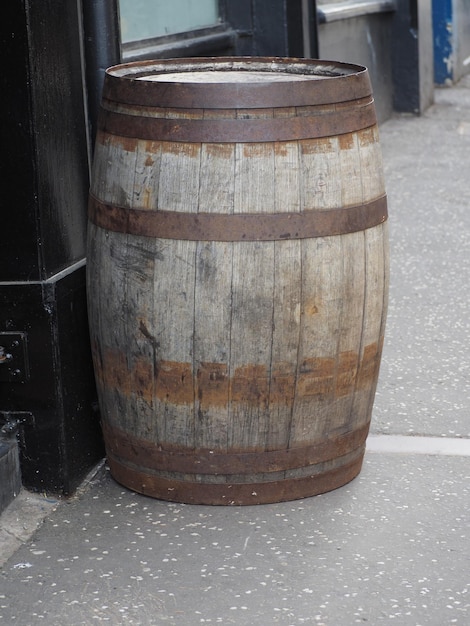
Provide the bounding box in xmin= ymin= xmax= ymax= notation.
xmin=0 ymin=0 xmax=107 ymax=494
xmin=392 ymin=0 xmax=434 ymax=114
xmin=2 ymin=1 xmax=41 ymax=282
xmin=2 ymin=1 xmax=90 ymax=282
xmin=224 ymin=0 xmax=307 ymax=57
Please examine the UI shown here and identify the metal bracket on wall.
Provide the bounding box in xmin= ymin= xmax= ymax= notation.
xmin=0 ymin=332 xmax=30 ymax=383
xmin=317 ymin=0 xmax=396 ymax=24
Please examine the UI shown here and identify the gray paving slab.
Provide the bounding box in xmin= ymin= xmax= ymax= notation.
xmin=371 ymin=79 xmax=470 ymax=438
xmin=0 ymin=455 xmax=468 ymax=626
xmin=0 ymin=490 xmax=58 ymax=569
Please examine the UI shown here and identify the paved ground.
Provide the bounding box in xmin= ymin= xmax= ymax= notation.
xmin=374 ymin=75 xmax=470 ymax=440
xmin=1 ymin=77 xmax=469 ymax=625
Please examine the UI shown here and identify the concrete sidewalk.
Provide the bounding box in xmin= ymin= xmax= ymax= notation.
xmin=1 ymin=77 xmax=469 ymax=625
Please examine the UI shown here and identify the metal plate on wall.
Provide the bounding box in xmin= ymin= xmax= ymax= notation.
xmin=0 ymin=332 xmax=30 ymax=383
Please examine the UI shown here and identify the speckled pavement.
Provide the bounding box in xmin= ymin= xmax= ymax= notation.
xmin=373 ymin=75 xmax=470 ymax=440
xmin=1 ymin=77 xmax=469 ymax=625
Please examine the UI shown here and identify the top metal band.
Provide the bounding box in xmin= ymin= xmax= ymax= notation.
xmin=98 ymin=101 xmax=376 ymax=143
xmin=103 ymin=57 xmax=373 ymax=109
xmin=88 ymin=194 xmax=388 ymax=242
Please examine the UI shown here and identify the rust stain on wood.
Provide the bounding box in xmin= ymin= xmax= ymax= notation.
xmin=104 ymin=346 xmax=128 ymax=391
xmin=243 ymin=143 xmax=271 ymax=158
xmin=155 ymin=360 xmax=194 ymax=404
xmin=304 ymin=297 xmax=319 ymax=316
xmin=358 ymin=126 xmax=376 ymax=147
xmin=132 ymin=358 xmax=154 ymax=402
xmin=336 ymin=350 xmax=358 ymax=397
xmin=231 ymin=364 xmax=269 ymax=404
xmin=357 ymin=340 xmax=383 ymax=390
xmin=339 ymin=132 xmax=355 ymax=150
xmin=197 ymin=362 xmax=229 ymax=407
xmin=204 ymin=143 xmax=234 ymax=159
xmin=297 ymin=357 xmax=335 ymax=398
xmin=273 ymin=142 xmax=290 ymax=157
xmin=161 ymin=141 xmax=200 ymax=157
xmin=145 ymin=139 xmax=160 ymax=153
xmin=93 ymin=342 xmax=383 ymax=407
xmin=270 ymin=372 xmax=296 ymax=405
xmin=107 ymin=133 xmax=138 ymax=153
xmin=300 ymin=136 xmax=335 ymax=155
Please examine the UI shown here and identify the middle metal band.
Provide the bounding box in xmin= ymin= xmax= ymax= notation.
xmin=88 ymin=194 xmax=388 ymax=241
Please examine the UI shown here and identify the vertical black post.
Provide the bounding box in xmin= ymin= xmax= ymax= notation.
xmin=286 ymin=0 xmax=305 ymax=57
xmin=308 ymin=0 xmax=320 ymax=58
xmin=224 ymin=0 xmax=311 ymax=58
xmin=251 ymin=0 xmax=290 ymax=56
xmin=223 ymin=0 xmax=316 ymax=59
xmin=82 ymin=0 xmax=121 ymax=146
xmin=392 ymin=0 xmax=434 ymax=113
xmin=223 ymin=0 xmax=254 ymax=55
xmin=295 ymin=0 xmax=319 ymax=58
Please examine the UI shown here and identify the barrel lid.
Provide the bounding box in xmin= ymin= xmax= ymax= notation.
xmin=103 ymin=57 xmax=372 ymax=109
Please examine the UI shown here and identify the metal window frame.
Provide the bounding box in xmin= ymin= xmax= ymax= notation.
xmin=122 ymin=24 xmax=236 ymax=62
xmin=120 ymin=0 xmax=234 ymax=62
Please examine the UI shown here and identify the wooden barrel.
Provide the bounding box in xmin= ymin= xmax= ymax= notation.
xmin=87 ymin=57 xmax=389 ymax=505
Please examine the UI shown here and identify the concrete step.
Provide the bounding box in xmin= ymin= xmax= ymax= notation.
xmin=0 ymin=436 xmax=21 ymax=515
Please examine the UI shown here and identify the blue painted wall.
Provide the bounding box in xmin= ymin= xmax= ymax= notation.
xmin=433 ymin=0 xmax=470 ymax=83
xmin=433 ymin=0 xmax=453 ymax=83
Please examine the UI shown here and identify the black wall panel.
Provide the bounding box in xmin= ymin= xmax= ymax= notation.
xmin=0 ymin=1 xmax=102 ymax=494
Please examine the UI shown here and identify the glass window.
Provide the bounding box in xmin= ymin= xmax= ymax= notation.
xmin=119 ymin=0 xmax=220 ymax=44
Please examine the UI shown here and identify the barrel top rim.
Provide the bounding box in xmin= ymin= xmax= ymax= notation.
xmin=106 ymin=56 xmax=369 ymax=82
xmin=102 ymin=57 xmax=372 ymax=109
